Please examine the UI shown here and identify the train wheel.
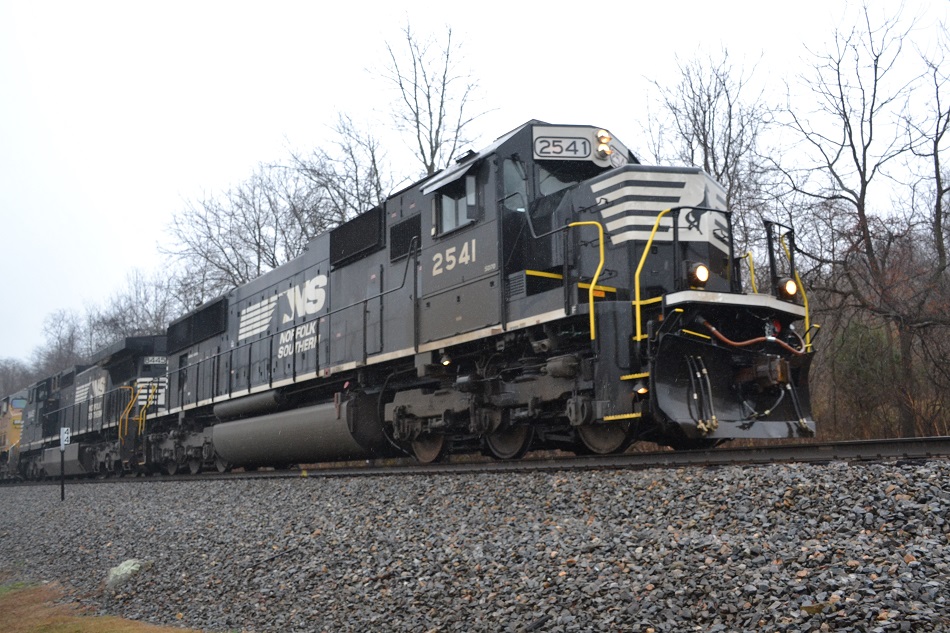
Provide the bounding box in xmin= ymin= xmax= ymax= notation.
xmin=576 ymin=422 xmax=632 ymax=455
xmin=485 ymin=425 xmax=534 ymax=460
xmin=215 ymin=456 xmax=232 ymax=473
xmin=188 ymin=459 xmax=203 ymax=475
xmin=411 ymin=433 xmax=448 ymax=464
xmin=163 ymin=460 xmax=179 ymax=476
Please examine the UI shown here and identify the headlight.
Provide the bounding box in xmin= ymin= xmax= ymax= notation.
xmin=596 ymin=130 xmax=613 ymax=159
xmin=688 ymin=262 xmax=710 ymax=288
xmin=777 ymin=277 xmax=798 ymax=300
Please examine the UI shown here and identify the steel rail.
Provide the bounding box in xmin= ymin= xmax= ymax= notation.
xmin=6 ymin=437 xmax=949 ymax=488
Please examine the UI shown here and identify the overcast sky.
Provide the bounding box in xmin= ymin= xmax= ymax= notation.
xmin=0 ymin=0 xmax=945 ymax=362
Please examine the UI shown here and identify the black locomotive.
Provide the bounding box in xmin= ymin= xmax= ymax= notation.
xmin=10 ymin=337 xmax=168 ymax=478
xmin=7 ymin=121 xmax=816 ymax=477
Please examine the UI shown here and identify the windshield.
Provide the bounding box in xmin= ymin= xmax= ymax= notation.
xmin=537 ymin=161 xmax=604 ymax=197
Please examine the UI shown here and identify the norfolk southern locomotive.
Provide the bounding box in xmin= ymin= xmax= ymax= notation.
xmin=6 ymin=121 xmax=816 ymax=478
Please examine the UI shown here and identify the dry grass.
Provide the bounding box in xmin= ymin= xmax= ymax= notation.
xmin=0 ymin=581 xmax=206 ymax=633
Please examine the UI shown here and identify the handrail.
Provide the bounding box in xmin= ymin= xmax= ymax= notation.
xmin=118 ymin=386 xmax=136 ymax=445
xmin=633 ymin=208 xmax=675 ymax=341
xmin=40 ymin=384 xmax=134 ymax=441
xmin=136 ymin=382 xmax=158 ymax=434
xmin=504 ymin=175 xmax=611 ymax=341
xmin=568 ymin=221 xmax=606 ymax=341
xmin=324 ymin=237 xmax=420 ymax=320
xmin=743 ymin=252 xmax=758 ymax=293
xmin=779 ymin=235 xmax=813 ymax=351
xmin=166 ymin=237 xmax=422 ymax=407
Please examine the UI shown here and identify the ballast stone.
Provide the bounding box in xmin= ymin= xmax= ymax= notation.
xmin=105 ymin=559 xmax=153 ymax=591
xmin=1 ymin=461 xmax=949 ymax=631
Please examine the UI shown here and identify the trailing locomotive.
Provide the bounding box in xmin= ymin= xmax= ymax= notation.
xmin=6 ymin=336 xmax=168 ymax=480
xmin=5 ymin=120 xmax=817 ymax=478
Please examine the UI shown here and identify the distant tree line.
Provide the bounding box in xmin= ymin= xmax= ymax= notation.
xmin=4 ymin=8 xmax=947 ymax=440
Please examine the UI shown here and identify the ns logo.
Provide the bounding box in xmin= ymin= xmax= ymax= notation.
xmin=237 ymin=273 xmax=328 ymax=341
xmin=282 ymin=274 xmax=327 ymax=323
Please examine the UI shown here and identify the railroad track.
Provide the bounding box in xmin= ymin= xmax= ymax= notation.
xmin=303 ymin=435 xmax=950 ymax=477
xmin=8 ymin=436 xmax=948 ymax=487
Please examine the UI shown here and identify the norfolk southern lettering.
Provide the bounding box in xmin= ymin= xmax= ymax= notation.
xmin=238 ymin=274 xmax=327 ymax=341
xmin=277 ymin=321 xmax=319 ymax=358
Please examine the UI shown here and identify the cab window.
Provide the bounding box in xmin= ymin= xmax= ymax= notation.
xmin=503 ymin=159 xmax=527 ymax=213
xmin=435 ymin=175 xmax=476 ymax=234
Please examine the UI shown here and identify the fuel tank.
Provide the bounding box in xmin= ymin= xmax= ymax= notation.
xmin=211 ymin=396 xmax=401 ymax=466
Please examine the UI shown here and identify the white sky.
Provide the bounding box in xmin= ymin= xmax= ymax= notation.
xmin=0 ymin=0 xmax=944 ymax=362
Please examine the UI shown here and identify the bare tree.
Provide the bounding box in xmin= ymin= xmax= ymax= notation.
xmin=163 ymin=162 xmax=326 ymax=301
xmin=292 ymin=114 xmax=390 ymax=223
xmin=22 ymin=272 xmax=181 ymax=382
xmin=644 ymin=50 xmax=777 ymax=280
xmin=162 ymin=24 xmax=483 ymax=306
xmin=905 ymin=21 xmax=950 ymax=297
xmin=782 ymin=5 xmax=949 ymax=437
xmin=85 ymin=269 xmax=177 ymax=350
xmin=164 ymin=113 xmax=393 ymax=306
xmin=160 ymin=23 xmax=484 ymax=318
xmin=31 ymin=310 xmax=90 ymax=377
xmin=0 ymin=358 xmax=36 ymax=396
xmin=383 ymin=23 xmax=481 ymax=176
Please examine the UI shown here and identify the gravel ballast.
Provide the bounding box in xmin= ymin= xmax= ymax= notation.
xmin=1 ymin=461 xmax=948 ymax=632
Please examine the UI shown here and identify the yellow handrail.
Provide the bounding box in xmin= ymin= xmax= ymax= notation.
xmin=568 ymin=221 xmax=606 ymax=341
xmin=633 ymin=208 xmax=674 ymax=341
xmin=135 ymin=383 xmax=158 ymax=435
xmin=743 ymin=252 xmax=758 ymax=293
xmin=118 ymin=386 xmax=136 ymax=445
xmin=779 ymin=236 xmax=813 ymax=351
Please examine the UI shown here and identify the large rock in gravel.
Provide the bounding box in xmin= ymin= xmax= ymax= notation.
xmin=105 ymin=559 xmax=152 ymax=591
